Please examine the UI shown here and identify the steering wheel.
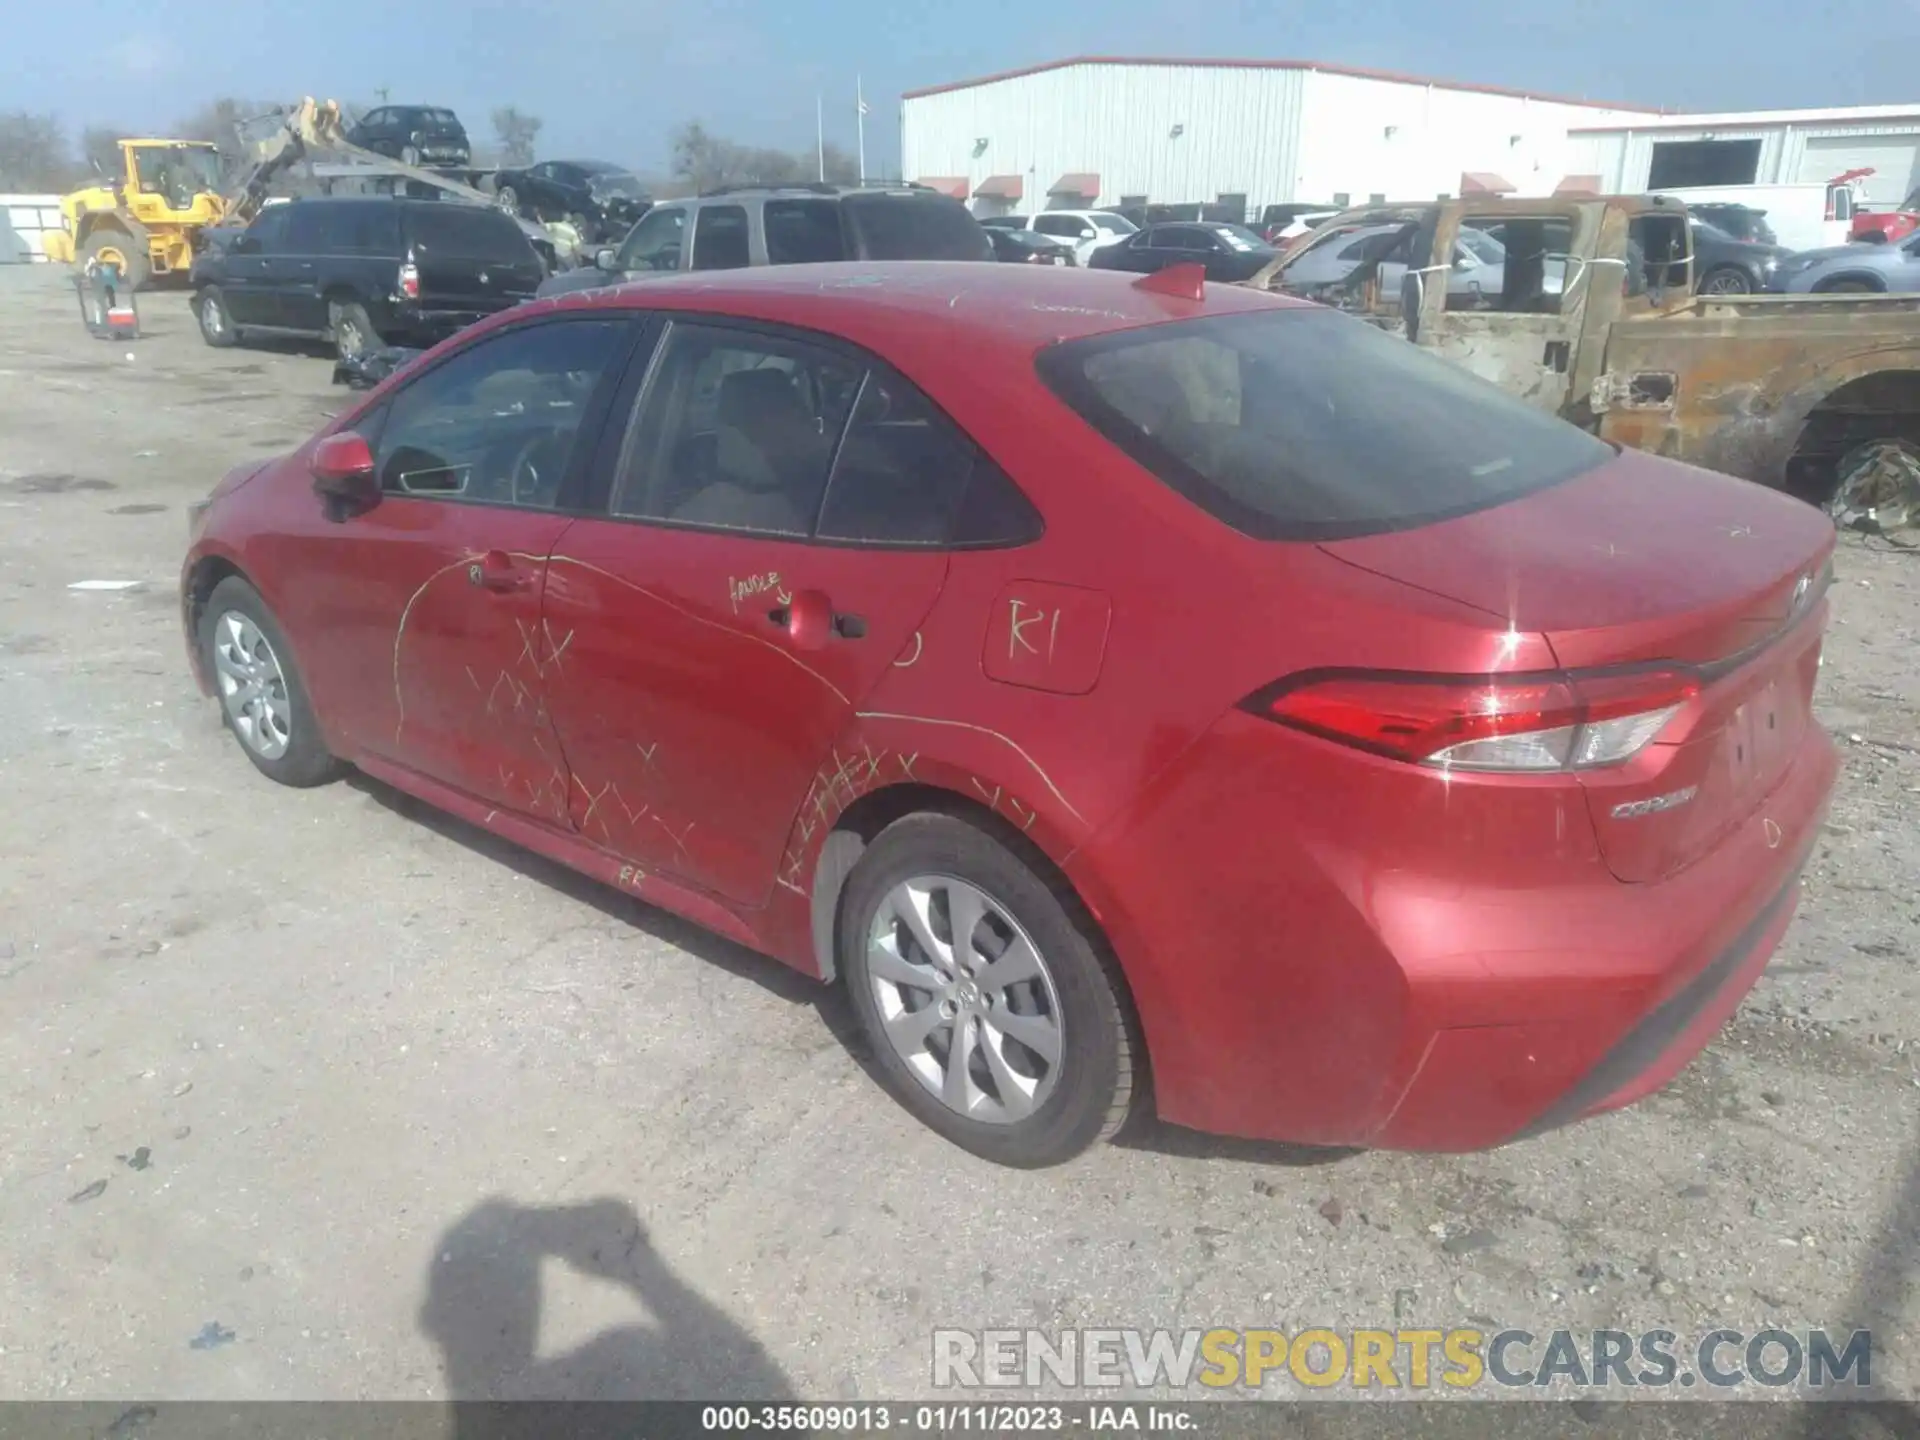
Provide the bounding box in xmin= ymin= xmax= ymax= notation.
xmin=509 ymin=431 xmax=567 ymax=508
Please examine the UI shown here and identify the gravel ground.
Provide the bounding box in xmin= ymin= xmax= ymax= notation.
xmin=0 ymin=269 xmax=1915 ymax=1412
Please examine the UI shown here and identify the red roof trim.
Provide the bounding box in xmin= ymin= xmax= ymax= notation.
xmin=1048 ymin=172 xmax=1100 ymax=195
xmin=901 ymin=56 xmax=1664 ymax=114
xmin=914 ymin=176 xmax=970 ymax=199
xmin=974 ymin=173 xmax=1025 ymax=199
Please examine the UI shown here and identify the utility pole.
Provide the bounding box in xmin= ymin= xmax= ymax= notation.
xmin=856 ymin=76 xmax=868 ymax=184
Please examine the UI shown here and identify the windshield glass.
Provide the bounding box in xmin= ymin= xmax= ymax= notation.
xmin=133 ymin=144 xmax=223 ymax=197
xmin=1215 ymin=224 xmax=1269 ymax=251
xmin=586 ymin=170 xmax=647 ymax=198
xmin=1459 ymin=228 xmax=1506 ymax=264
xmin=843 ymin=194 xmax=991 ymax=260
xmin=1035 ymin=307 xmax=1612 ymax=541
xmin=1091 ymin=213 xmax=1137 ymax=235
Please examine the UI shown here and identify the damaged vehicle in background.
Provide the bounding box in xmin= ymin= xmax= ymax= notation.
xmin=1249 ymin=193 xmax=1920 ymax=532
xmin=488 ymin=160 xmax=652 ymax=244
xmin=344 ymin=105 xmax=472 ymax=168
xmin=536 ymin=183 xmax=991 ymax=298
xmin=981 ymin=209 xmax=1135 ymax=266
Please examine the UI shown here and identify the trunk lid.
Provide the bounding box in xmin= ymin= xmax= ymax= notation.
xmin=404 ymin=206 xmax=543 ymax=312
xmin=1320 ymin=449 xmax=1834 ymax=881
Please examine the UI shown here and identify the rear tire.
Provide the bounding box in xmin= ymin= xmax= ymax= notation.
xmin=1699 ymin=266 xmax=1752 ymax=295
xmin=400 ymin=144 xmax=421 ymax=166
xmin=196 ymin=286 xmax=239 ymax=347
xmin=838 ymin=811 xmax=1137 ymax=1168
xmin=199 ymin=577 xmax=343 ymax=788
xmin=1819 ymin=279 xmax=1877 ymax=293
xmin=327 ymin=297 xmax=381 ymax=360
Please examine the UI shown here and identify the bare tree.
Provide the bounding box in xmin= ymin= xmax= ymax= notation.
xmin=819 ymin=142 xmax=858 ymax=186
xmin=174 ymin=97 xmax=278 ymax=171
xmin=0 ymin=111 xmax=75 ymax=191
xmin=669 ymin=123 xmax=860 ymax=194
xmin=492 ymin=107 xmax=542 ymax=168
xmin=80 ymin=126 xmax=125 ymax=178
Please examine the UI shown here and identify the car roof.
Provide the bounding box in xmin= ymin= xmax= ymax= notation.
xmin=527 ymin=261 xmax=1306 ymax=367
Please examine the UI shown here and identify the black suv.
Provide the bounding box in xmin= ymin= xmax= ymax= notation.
xmin=536 ymin=182 xmax=991 ymax=298
xmin=191 ymin=197 xmax=544 ymax=359
xmin=345 ymin=105 xmax=472 ymax=168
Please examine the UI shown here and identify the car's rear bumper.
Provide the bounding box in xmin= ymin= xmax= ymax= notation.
xmin=1068 ymin=708 xmax=1838 ymax=1151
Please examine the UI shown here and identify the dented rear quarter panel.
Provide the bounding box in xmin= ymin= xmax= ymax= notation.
xmin=1598 ymin=293 xmax=1920 ymax=487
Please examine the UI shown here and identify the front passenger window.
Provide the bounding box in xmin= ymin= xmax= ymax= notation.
xmin=372 ymin=320 xmax=629 ymax=509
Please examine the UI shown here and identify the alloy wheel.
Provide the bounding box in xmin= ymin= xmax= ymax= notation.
xmin=212 ymin=610 xmax=293 ymax=759
xmin=866 ymin=875 xmax=1065 ymax=1124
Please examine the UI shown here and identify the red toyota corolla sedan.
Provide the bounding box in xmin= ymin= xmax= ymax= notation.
xmin=181 ymin=261 xmax=1838 ymax=1168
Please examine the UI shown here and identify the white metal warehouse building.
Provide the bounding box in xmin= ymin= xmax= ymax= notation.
xmin=1565 ymin=105 xmax=1920 ymax=209
xmin=899 ymin=56 xmax=1655 ymax=218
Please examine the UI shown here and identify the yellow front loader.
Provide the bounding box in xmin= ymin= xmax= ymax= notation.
xmin=43 ymin=139 xmax=229 ymax=289
xmin=44 ymin=101 xmax=366 ymax=291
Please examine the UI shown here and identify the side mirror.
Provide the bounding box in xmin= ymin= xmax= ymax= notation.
xmin=595 ymin=247 xmax=618 ymax=271
xmin=311 ymin=432 xmax=379 ymax=519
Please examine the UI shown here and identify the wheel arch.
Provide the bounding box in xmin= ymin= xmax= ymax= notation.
xmin=182 ymin=552 xmax=254 ymax=693
xmin=811 ymin=777 xmax=1151 ymax=1106
xmin=76 ymin=208 xmax=150 ymax=253
xmin=1811 ymin=271 xmax=1887 ymax=293
xmin=1785 ymin=366 xmax=1920 ymax=505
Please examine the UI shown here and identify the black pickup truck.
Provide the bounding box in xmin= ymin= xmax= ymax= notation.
xmin=190 ymin=197 xmax=544 ymax=360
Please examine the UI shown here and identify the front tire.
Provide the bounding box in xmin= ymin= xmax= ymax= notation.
xmin=196 ymin=286 xmax=239 ymax=347
xmin=838 ymin=812 xmax=1137 ymax=1167
xmin=199 ymin=577 xmax=342 ymax=788
xmin=1699 ymin=265 xmax=1752 ymax=295
xmin=327 ymin=297 xmax=381 ymax=360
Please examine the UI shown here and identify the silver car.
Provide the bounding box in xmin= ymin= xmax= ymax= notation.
xmin=1768 ymin=234 xmax=1920 ymax=294
xmin=1277 ymin=221 xmax=1512 ymax=302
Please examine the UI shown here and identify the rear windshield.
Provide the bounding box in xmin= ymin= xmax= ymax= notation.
xmin=1035 ymin=308 xmax=1613 ymax=541
xmin=406 ymin=205 xmax=537 ymax=264
xmin=419 ymin=108 xmax=460 ymax=126
xmin=843 ymin=194 xmax=992 ymax=261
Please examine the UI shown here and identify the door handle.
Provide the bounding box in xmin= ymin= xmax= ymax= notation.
xmin=765 ymin=589 xmax=863 ymax=649
xmin=467 ymin=551 xmax=531 ymax=594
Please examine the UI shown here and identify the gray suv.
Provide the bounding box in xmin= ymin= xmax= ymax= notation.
xmin=535 ymin=183 xmax=992 ymax=297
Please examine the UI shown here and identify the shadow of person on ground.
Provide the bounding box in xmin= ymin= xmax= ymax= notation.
xmin=421 ymin=1196 xmax=792 ymax=1436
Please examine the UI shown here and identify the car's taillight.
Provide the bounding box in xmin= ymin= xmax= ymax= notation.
xmin=1247 ymin=668 xmax=1700 ymax=773
xmin=399 ymin=259 xmax=420 ymax=299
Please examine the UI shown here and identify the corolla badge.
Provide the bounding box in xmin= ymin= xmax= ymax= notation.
xmin=1792 ymin=573 xmax=1811 ymax=607
xmin=1611 ymin=785 xmax=1699 ymax=820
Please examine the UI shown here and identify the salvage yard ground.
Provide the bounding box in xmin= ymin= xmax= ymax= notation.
xmin=0 ymin=265 xmax=1917 ymax=1412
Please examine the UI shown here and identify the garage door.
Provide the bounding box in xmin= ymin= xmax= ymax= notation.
xmin=1797 ymin=135 xmax=1920 ymax=206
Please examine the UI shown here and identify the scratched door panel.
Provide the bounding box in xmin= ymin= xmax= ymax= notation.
xmin=537 ymin=519 xmax=948 ymax=903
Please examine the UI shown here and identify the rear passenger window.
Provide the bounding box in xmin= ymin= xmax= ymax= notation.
xmin=692 ymin=205 xmax=751 ymax=270
xmin=764 ymin=200 xmax=846 ymax=264
xmin=817 ymin=372 xmax=1039 ymax=547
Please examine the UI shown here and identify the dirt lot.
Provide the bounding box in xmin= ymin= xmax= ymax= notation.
xmin=0 ymin=266 xmax=1916 ymax=1410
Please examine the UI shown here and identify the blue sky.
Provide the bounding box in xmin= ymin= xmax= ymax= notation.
xmin=15 ymin=0 xmax=1918 ymax=175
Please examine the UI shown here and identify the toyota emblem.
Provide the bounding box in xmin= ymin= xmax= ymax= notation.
xmin=1792 ymin=573 xmax=1811 ymax=607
